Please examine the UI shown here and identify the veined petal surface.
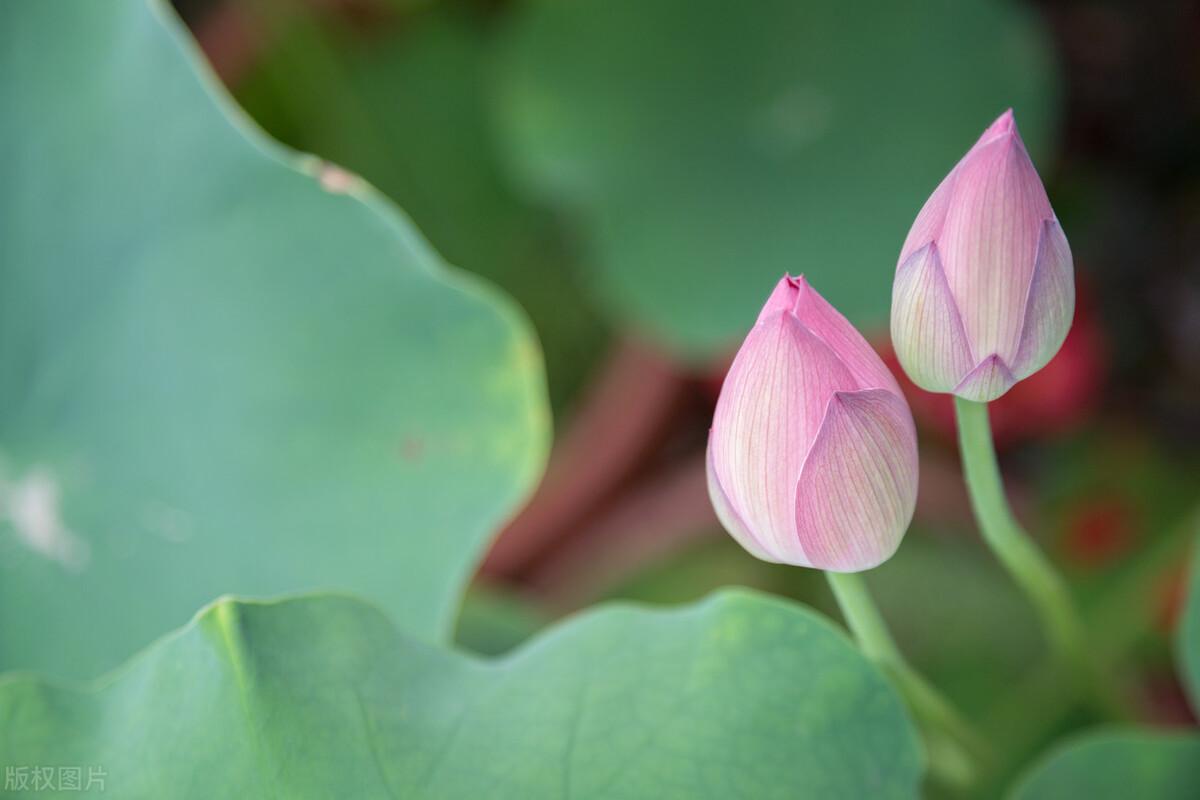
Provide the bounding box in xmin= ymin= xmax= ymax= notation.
xmin=705 ymin=439 xmax=780 ymax=563
xmin=953 ymin=354 xmax=1017 ymax=402
xmin=891 ymin=243 xmax=976 ymax=392
xmin=709 ymin=312 xmax=858 ymax=559
xmin=793 ymin=390 xmax=918 ymax=572
xmin=1011 ymin=219 xmax=1075 ymax=379
xmin=791 ymin=276 xmax=902 ymax=394
xmin=935 ymin=115 xmax=1054 ymax=363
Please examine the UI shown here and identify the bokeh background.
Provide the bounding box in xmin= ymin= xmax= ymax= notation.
xmin=173 ymin=0 xmax=1199 ymax=789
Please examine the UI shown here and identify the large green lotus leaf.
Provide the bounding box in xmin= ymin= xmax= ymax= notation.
xmin=1013 ymin=532 xmax=1200 ymax=799
xmin=232 ymin=6 xmax=609 ymax=412
xmin=1012 ymin=732 xmax=1200 ymax=800
xmin=0 ymin=590 xmax=922 ymax=799
xmin=493 ymin=0 xmax=1057 ymax=358
xmin=0 ymin=0 xmax=548 ymax=678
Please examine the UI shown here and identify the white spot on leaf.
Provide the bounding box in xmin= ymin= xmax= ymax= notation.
xmin=0 ymin=468 xmax=89 ymax=571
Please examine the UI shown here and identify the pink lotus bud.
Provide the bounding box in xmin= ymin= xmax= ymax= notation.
xmin=891 ymin=110 xmax=1075 ymax=402
xmin=707 ymin=276 xmax=918 ymax=571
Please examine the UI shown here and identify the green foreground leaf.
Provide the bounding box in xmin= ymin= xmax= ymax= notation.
xmin=0 ymin=590 xmax=922 ymax=799
xmin=0 ymin=0 xmax=548 ymax=677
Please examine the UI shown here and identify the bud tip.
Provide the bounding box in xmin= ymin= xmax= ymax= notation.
xmin=981 ymin=108 xmax=1018 ymax=143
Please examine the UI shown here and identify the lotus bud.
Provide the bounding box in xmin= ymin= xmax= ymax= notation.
xmin=707 ymin=275 xmax=918 ymax=571
xmin=891 ymin=109 xmax=1075 ymax=402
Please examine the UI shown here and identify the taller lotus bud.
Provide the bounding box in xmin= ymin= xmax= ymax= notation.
xmin=707 ymin=276 xmax=918 ymax=572
xmin=891 ymin=110 xmax=1075 ymax=402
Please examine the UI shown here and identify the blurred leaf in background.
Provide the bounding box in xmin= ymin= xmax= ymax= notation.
xmin=0 ymin=0 xmax=548 ymax=678
xmin=198 ymin=0 xmax=1059 ymax=373
xmin=1015 ymin=732 xmax=1200 ymax=800
xmin=493 ymin=0 xmax=1059 ymax=359
xmin=230 ymin=0 xmax=610 ymax=413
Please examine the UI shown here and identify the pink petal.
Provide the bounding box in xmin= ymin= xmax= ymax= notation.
xmin=890 ymin=243 xmax=976 ymax=392
xmin=899 ymin=161 xmax=959 ymax=267
xmin=709 ymin=311 xmax=858 ymax=558
xmin=953 ymin=354 xmax=1016 ymax=402
xmin=1011 ymin=219 xmax=1075 ymax=380
xmin=793 ymin=390 xmax=918 ymax=571
xmin=936 ymin=118 xmax=1054 ymax=364
xmin=791 ymin=275 xmax=902 ymax=394
xmin=705 ymin=438 xmax=780 ymax=563
xmin=896 ymin=113 xmax=1018 ymax=264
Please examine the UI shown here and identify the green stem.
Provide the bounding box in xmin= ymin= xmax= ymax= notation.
xmin=953 ymin=398 xmax=1086 ymax=667
xmin=826 ymin=571 xmax=989 ymax=788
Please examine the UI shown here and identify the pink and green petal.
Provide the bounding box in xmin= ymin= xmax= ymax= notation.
xmin=890 ymin=243 xmax=976 ymax=393
xmin=705 ymin=438 xmax=782 ymax=564
xmin=1011 ymin=219 xmax=1075 ymax=380
xmin=953 ymin=354 xmax=1016 ymax=402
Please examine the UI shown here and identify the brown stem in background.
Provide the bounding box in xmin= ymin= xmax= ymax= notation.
xmin=522 ymin=444 xmax=1007 ymax=612
xmin=481 ymin=337 xmax=688 ymax=579
xmin=527 ymin=454 xmax=716 ymax=609
xmin=192 ymin=2 xmax=265 ymax=83
xmin=190 ymin=0 xmax=396 ymax=86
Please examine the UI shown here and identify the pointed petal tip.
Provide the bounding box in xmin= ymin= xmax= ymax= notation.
xmin=791 ymin=273 xmax=815 ymax=305
xmin=973 ymin=108 xmax=1025 ymax=153
xmin=784 ymin=273 xmax=811 ymax=302
xmin=828 ymin=389 xmax=862 ymax=410
xmin=757 ymin=276 xmax=803 ymax=323
xmin=953 ymin=354 xmax=1017 ymax=401
xmin=986 ymin=108 xmax=1016 ymax=135
xmin=896 ymin=240 xmax=935 ymax=272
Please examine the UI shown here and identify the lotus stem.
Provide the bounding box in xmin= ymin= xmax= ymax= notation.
xmin=826 ymin=570 xmax=989 ymax=788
